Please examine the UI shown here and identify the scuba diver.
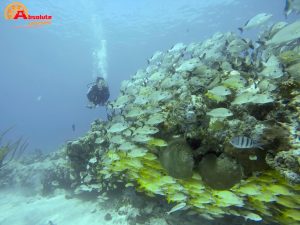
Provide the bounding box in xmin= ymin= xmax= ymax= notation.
xmin=86 ymin=77 xmax=110 ymax=108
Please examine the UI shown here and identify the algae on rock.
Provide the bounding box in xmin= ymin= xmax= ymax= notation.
xmin=159 ymin=138 xmax=194 ymax=179
xmin=198 ymin=153 xmax=243 ymax=190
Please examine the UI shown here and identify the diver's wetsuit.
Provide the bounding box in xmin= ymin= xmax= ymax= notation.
xmin=87 ymin=84 xmax=110 ymax=106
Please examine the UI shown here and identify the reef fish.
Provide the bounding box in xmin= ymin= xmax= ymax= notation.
xmin=208 ymin=85 xmax=231 ymax=96
xmin=284 ymin=0 xmax=300 ymax=17
xmin=259 ymin=55 xmax=283 ymax=79
xmin=146 ymin=113 xmax=165 ymax=125
xmin=167 ymin=202 xmax=187 ymax=215
xmin=133 ymin=126 xmax=159 ymax=135
xmin=266 ymin=20 xmax=300 ymax=45
xmin=227 ymin=39 xmax=252 ymax=56
xmin=230 ymin=136 xmax=262 ymax=149
xmin=268 ymin=21 xmax=288 ymax=38
xmin=107 ymin=122 xmax=128 ymax=133
xmin=239 ymin=13 xmax=272 ymax=33
xmin=207 ymin=108 xmax=233 ymax=118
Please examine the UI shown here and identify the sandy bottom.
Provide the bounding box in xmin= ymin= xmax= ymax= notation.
xmin=0 ymin=190 xmax=127 ymax=225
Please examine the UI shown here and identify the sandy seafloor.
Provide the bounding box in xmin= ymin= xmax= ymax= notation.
xmin=0 ymin=189 xmax=258 ymax=225
xmin=0 ymin=190 xmax=132 ymax=225
xmin=0 ymin=152 xmax=172 ymax=225
xmin=0 ymin=191 xmax=109 ymax=225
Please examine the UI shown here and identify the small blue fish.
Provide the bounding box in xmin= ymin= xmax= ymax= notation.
xmin=230 ymin=136 xmax=263 ymax=149
xmin=72 ymin=124 xmax=76 ymax=132
xmin=48 ymin=221 xmax=56 ymax=225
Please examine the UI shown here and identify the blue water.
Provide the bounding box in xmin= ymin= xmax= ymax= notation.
xmin=0 ymin=0 xmax=297 ymax=152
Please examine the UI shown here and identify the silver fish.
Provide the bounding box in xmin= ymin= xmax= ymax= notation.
xmin=238 ymin=13 xmax=272 ymax=33
xmin=284 ymin=0 xmax=300 ymax=17
xmin=265 ymin=20 xmax=300 ymax=46
xmin=167 ymin=202 xmax=187 ymax=215
xmin=230 ymin=136 xmax=262 ymax=149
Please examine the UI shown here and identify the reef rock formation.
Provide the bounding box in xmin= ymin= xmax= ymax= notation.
xmin=266 ymin=149 xmax=300 ymax=183
xmin=159 ymin=138 xmax=194 ymax=179
xmin=198 ymin=153 xmax=243 ymax=190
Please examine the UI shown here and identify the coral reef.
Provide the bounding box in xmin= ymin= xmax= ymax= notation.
xmin=66 ymin=119 xmax=108 ymax=183
xmin=63 ymin=23 xmax=300 ymax=224
xmin=0 ymin=148 xmax=72 ymax=195
xmin=266 ymin=149 xmax=300 ymax=183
